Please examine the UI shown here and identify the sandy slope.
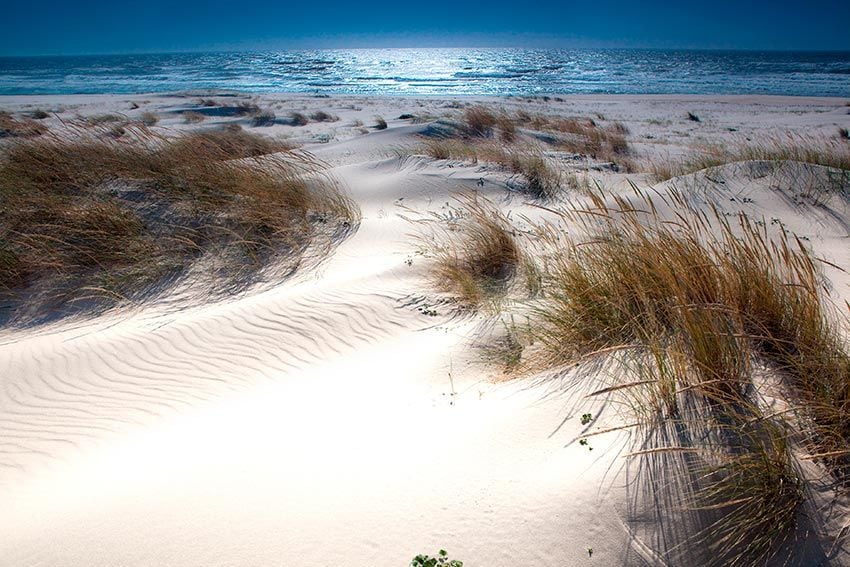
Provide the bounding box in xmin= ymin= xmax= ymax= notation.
xmin=0 ymin=94 xmax=849 ymax=566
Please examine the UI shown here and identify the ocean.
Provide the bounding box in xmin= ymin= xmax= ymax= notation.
xmin=0 ymin=48 xmax=848 ymax=97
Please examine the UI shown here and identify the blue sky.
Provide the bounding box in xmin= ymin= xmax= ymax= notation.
xmin=2 ymin=0 xmax=849 ymax=55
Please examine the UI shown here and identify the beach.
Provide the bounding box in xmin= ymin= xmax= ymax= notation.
xmin=1 ymin=92 xmax=850 ymax=566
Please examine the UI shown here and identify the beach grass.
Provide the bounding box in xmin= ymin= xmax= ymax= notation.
xmin=309 ymin=110 xmax=339 ymax=122
xmin=418 ymin=139 xmax=563 ymax=199
xmin=514 ymin=186 xmax=850 ymax=563
xmin=288 ymin=112 xmax=309 ymax=126
xmin=462 ymin=106 xmax=499 ymax=137
xmin=182 ymin=110 xmax=205 ymax=124
xmin=650 ymin=134 xmax=850 ymax=181
xmin=0 ymin=125 xmax=357 ymax=324
xmin=415 ymin=193 xmax=525 ymax=307
xmin=410 ymin=106 xmax=638 ymax=195
xmin=251 ymin=108 xmax=276 ymax=127
xmin=0 ymin=111 xmax=48 ymax=138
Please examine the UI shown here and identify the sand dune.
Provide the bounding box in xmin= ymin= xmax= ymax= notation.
xmin=1 ymin=94 xmax=849 ymax=566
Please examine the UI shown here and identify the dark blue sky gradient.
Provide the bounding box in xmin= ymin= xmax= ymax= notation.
xmin=2 ymin=0 xmax=849 ymax=55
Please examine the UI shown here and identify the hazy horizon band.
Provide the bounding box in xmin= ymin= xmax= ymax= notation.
xmin=1 ymin=48 xmax=849 ymax=97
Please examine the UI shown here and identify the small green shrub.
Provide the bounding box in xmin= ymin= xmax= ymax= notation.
xmin=410 ymin=549 xmax=463 ymax=567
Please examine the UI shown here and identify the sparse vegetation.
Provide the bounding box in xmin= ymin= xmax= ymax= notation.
xmin=417 ymin=193 xmax=524 ymax=307
xmin=287 ymin=112 xmax=309 ymax=126
xmin=0 ymin=125 xmax=356 ymax=325
xmin=411 ymin=549 xmax=463 ymax=567
xmin=496 ymin=113 xmax=517 ymax=142
xmin=139 ymin=111 xmax=158 ymax=126
xmin=29 ymin=109 xmax=50 ymax=120
xmin=523 ymin=187 xmax=850 ymax=564
xmin=251 ymin=109 xmax=276 ymax=127
xmin=182 ymin=111 xmax=205 ymax=124
xmin=687 ymin=112 xmax=701 ymax=122
xmin=87 ymin=113 xmax=124 ymax=125
xmin=417 ymin=140 xmax=562 ymax=199
xmin=544 ymin=117 xmax=632 ymax=166
xmin=650 ymin=135 xmax=850 ymax=181
xmin=462 ymin=106 xmax=498 ymax=137
xmin=309 ymin=110 xmax=338 ymax=122
xmin=409 ymin=109 xmax=850 ymax=563
xmin=373 ymin=115 xmax=388 ymax=130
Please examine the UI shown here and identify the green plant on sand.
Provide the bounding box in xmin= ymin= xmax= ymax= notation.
xmin=411 ymin=549 xmax=463 ymax=567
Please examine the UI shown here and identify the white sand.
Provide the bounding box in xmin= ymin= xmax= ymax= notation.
xmin=1 ymin=93 xmax=849 ymax=566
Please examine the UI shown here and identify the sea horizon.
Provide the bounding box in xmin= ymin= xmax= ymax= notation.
xmin=2 ymin=47 xmax=849 ymax=97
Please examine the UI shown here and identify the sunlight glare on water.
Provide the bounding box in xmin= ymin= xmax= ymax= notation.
xmin=1 ymin=48 xmax=848 ymax=96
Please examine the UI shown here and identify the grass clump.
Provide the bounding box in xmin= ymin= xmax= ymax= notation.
xmin=287 ymin=112 xmax=309 ymax=126
xmin=421 ymin=139 xmax=479 ymax=162
xmin=418 ymin=193 xmax=524 ymax=307
xmin=182 ymin=111 xmax=205 ymax=124
xmin=309 ymin=111 xmax=338 ymax=122
xmin=0 ymin=126 xmax=356 ymax=325
xmin=528 ymin=187 xmax=849 ymax=564
xmin=139 ymin=111 xmax=158 ymax=126
xmin=478 ymin=145 xmax=562 ymax=199
xmin=166 ymin=128 xmax=293 ymax=160
xmin=233 ymin=101 xmax=261 ymax=115
xmin=496 ymin=113 xmax=517 ymax=142
xmin=546 ymin=118 xmax=632 ymax=165
xmin=418 ymin=140 xmax=562 ymax=200
xmin=462 ymin=106 xmax=498 ymax=137
xmin=251 ymin=109 xmax=276 ymax=127
xmin=373 ymin=115 xmax=388 ymax=130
